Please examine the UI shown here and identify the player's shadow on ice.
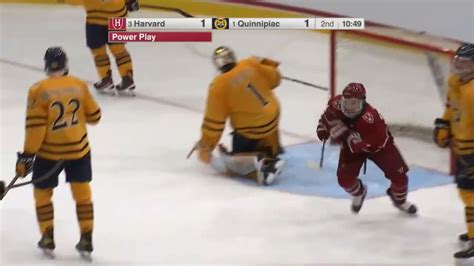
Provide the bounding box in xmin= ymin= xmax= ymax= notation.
xmin=222 ymin=142 xmax=452 ymax=199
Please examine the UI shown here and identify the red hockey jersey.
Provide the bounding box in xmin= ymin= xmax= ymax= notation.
xmin=320 ymin=95 xmax=393 ymax=153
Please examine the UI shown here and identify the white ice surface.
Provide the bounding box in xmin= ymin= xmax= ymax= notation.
xmin=0 ymin=4 xmax=462 ymax=266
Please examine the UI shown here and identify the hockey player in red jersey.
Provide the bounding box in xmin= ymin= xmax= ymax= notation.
xmin=316 ymin=83 xmax=417 ymax=214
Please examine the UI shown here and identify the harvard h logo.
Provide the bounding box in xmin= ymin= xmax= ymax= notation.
xmin=108 ymin=18 xmax=126 ymax=30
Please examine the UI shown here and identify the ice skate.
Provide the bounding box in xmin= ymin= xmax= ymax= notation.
xmin=455 ymin=240 xmax=474 ymax=259
xmin=94 ymin=70 xmax=114 ymax=94
xmin=387 ymin=188 xmax=417 ymax=215
xmin=75 ymin=231 xmax=93 ymax=261
xmin=115 ymin=72 xmax=135 ymax=96
xmin=351 ymin=184 xmax=367 ymax=214
xmin=460 ymin=233 xmax=469 ymax=242
xmin=38 ymin=227 xmax=55 ymax=258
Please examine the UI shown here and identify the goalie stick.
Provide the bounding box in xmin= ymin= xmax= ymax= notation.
xmin=0 ymin=161 xmax=63 ymax=201
xmin=282 ymin=76 xmax=329 ymax=91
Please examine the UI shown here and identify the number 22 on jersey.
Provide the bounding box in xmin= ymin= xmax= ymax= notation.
xmin=50 ymin=98 xmax=80 ymax=131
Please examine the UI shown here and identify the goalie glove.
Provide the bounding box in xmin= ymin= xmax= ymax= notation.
xmin=197 ymin=140 xmax=214 ymax=164
xmin=255 ymin=57 xmax=280 ymax=67
xmin=126 ymin=0 xmax=139 ymax=12
xmin=15 ymin=152 xmax=34 ymax=177
xmin=433 ymin=118 xmax=451 ymax=148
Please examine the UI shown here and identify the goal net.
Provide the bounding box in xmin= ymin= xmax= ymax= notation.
xmin=329 ymin=29 xmax=458 ymax=142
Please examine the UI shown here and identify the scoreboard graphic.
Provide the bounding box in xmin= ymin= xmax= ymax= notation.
xmin=107 ymin=17 xmax=365 ymax=43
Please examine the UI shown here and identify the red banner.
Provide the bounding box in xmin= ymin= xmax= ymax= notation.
xmin=108 ymin=31 xmax=212 ymax=42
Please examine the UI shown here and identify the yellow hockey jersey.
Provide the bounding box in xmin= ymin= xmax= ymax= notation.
xmin=24 ymin=75 xmax=101 ymax=160
xmin=84 ymin=0 xmax=127 ymax=26
xmin=200 ymin=57 xmax=281 ymax=149
xmin=443 ymin=74 xmax=474 ymax=155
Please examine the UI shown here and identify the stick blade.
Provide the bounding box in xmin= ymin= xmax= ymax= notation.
xmin=0 ymin=181 xmax=5 ymax=201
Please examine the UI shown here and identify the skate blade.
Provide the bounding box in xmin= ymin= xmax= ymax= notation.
xmin=351 ymin=187 xmax=367 ymax=214
xmin=40 ymin=248 xmax=55 ymax=259
xmin=78 ymin=250 xmax=93 ymax=262
xmin=396 ymin=207 xmax=418 ymax=217
xmin=455 ymin=257 xmax=474 ymax=265
xmin=96 ymin=89 xmax=116 ymax=96
xmin=394 ymin=203 xmax=418 ymax=215
xmin=116 ymin=90 xmax=136 ymax=97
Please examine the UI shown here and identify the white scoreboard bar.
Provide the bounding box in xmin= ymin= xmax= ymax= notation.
xmin=125 ymin=18 xmax=213 ymax=30
xmin=228 ymin=18 xmax=315 ymax=30
xmin=109 ymin=18 xmax=365 ymax=31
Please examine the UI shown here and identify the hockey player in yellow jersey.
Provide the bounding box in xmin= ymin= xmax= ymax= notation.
xmin=196 ymin=46 xmax=284 ymax=185
xmin=15 ymin=47 xmax=101 ymax=257
xmin=434 ymin=43 xmax=474 ymax=259
xmin=83 ymin=0 xmax=139 ymax=94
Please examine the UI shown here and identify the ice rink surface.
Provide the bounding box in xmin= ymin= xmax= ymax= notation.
xmin=0 ymin=4 xmax=467 ymax=266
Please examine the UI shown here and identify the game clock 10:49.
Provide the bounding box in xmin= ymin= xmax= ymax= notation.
xmin=340 ymin=18 xmax=364 ymax=29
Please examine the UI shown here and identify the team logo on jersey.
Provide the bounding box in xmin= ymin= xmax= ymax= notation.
xmin=332 ymin=99 xmax=341 ymax=110
xmin=40 ymin=91 xmax=50 ymax=101
xmin=362 ymin=112 xmax=374 ymax=123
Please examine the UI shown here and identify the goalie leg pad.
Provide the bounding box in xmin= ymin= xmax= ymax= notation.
xmin=218 ymin=145 xmax=258 ymax=176
xmin=254 ymin=154 xmax=285 ymax=186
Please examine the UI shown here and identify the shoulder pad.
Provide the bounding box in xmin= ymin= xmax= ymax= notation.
xmin=448 ymin=74 xmax=462 ymax=88
xmin=330 ymin=96 xmax=342 ymax=110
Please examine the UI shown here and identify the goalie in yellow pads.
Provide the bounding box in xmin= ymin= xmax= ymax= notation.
xmin=196 ymin=46 xmax=285 ymax=185
xmin=434 ymin=43 xmax=474 ymax=259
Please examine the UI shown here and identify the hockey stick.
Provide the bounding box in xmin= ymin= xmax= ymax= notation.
xmin=425 ymin=51 xmax=448 ymax=102
xmin=0 ymin=161 xmax=63 ymax=201
xmin=282 ymin=76 xmax=329 ymax=91
xmin=11 ymin=161 xmax=63 ymax=188
xmin=363 ymin=159 xmax=367 ymax=175
xmin=0 ymin=175 xmax=21 ymax=201
xmin=186 ymin=142 xmax=199 ymax=159
xmin=319 ymin=140 xmax=326 ymax=168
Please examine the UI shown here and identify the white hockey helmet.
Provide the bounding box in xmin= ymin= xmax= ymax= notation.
xmin=212 ymin=46 xmax=237 ymax=73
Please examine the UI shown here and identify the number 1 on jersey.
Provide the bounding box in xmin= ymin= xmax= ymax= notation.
xmin=247 ymin=83 xmax=268 ymax=107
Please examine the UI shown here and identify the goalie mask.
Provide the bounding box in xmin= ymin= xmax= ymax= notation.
xmin=212 ymin=46 xmax=237 ymax=73
xmin=453 ymin=43 xmax=474 ymax=79
xmin=341 ymin=83 xmax=366 ymax=118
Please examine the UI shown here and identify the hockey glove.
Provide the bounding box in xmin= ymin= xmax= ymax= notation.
xmin=260 ymin=58 xmax=280 ymax=68
xmin=316 ymin=119 xmax=329 ymax=141
xmin=15 ymin=152 xmax=34 ymax=177
xmin=433 ymin=118 xmax=451 ymax=148
xmin=345 ymin=131 xmax=375 ymax=154
xmin=126 ymin=0 xmax=140 ymax=11
xmin=197 ymin=141 xmax=213 ymax=164
xmin=328 ymin=119 xmax=348 ymax=142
